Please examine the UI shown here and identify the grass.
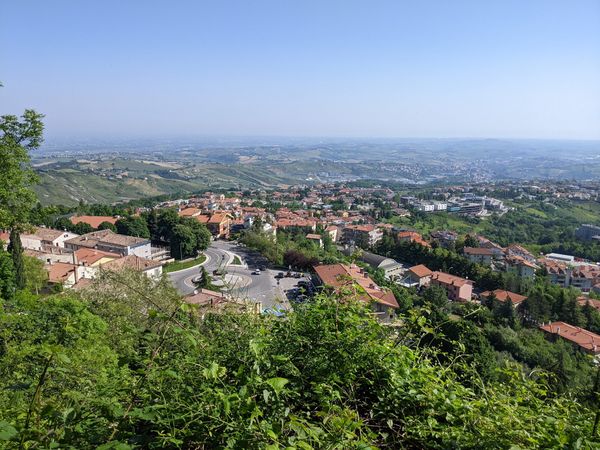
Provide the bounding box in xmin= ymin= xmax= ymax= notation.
xmin=163 ymin=254 xmax=207 ymax=273
xmin=232 ymin=255 xmax=242 ymax=265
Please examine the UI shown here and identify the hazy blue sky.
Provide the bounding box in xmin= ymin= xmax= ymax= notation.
xmin=2 ymin=0 xmax=599 ymax=139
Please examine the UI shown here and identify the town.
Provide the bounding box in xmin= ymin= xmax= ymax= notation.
xmin=4 ymin=179 xmax=600 ymax=363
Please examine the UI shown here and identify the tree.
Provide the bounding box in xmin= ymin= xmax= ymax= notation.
xmin=72 ymin=221 xmax=94 ymax=235
xmin=464 ymin=234 xmax=479 ymax=248
xmin=7 ymin=228 xmax=25 ymax=289
xmin=0 ymin=110 xmax=44 ymax=230
xmin=171 ymin=224 xmax=197 ymax=259
xmin=157 ymin=208 xmax=181 ymax=242
xmin=0 ymin=108 xmax=44 ymax=289
xmin=115 ymin=215 xmax=150 ymax=238
xmin=97 ymin=220 xmax=117 ymax=232
xmin=145 ymin=208 xmax=160 ymax=242
xmin=23 ymin=255 xmax=48 ymax=295
xmin=496 ymin=298 xmax=518 ymax=329
xmin=53 ymin=216 xmax=74 ymax=231
xmin=560 ymin=295 xmax=585 ymax=326
xmin=0 ymin=250 xmax=15 ymax=300
xmin=183 ymin=217 xmax=211 ymax=252
xmin=422 ymin=285 xmax=450 ymax=323
xmin=194 ymin=266 xmax=216 ymax=290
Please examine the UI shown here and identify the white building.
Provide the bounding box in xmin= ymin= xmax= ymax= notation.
xmin=64 ymin=230 xmax=152 ymax=258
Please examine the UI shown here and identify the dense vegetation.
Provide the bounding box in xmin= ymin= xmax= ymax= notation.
xmin=3 ymin=100 xmax=600 ymax=448
xmin=239 ymin=226 xmax=343 ymax=269
xmin=371 ymin=234 xmax=600 ymax=398
xmin=0 ymin=271 xmax=598 ymax=449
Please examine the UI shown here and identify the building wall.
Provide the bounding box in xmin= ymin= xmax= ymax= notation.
xmin=128 ymin=242 xmax=152 ymax=258
xmin=466 ymin=254 xmax=492 ymax=266
xmin=21 ymin=236 xmax=43 ymax=251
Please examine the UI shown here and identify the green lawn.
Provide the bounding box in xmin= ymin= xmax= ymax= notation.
xmin=163 ymin=254 xmax=207 ymax=273
xmin=232 ymin=255 xmax=242 ymax=265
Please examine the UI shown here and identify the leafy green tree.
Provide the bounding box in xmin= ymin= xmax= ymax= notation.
xmin=582 ymin=300 xmax=600 ymax=333
xmin=23 ymin=255 xmax=47 ymax=295
xmin=7 ymin=229 xmax=25 ymax=289
xmin=0 ymin=292 xmax=127 ymax=448
xmin=422 ymin=284 xmax=450 ymax=323
xmin=182 ymin=217 xmax=211 ymax=252
xmin=97 ymin=220 xmax=117 ymax=232
xmin=171 ymin=224 xmax=197 ymax=259
xmin=115 ymin=215 xmax=150 ymax=238
xmin=463 ymin=234 xmax=480 ymax=248
xmin=0 ymin=108 xmax=44 ymax=289
xmin=157 ymin=208 xmax=180 ymax=242
xmin=495 ymin=298 xmax=518 ymax=329
xmin=53 ymin=216 xmax=74 ymax=232
xmin=71 ymin=221 xmax=93 ymax=235
xmin=560 ymin=295 xmax=585 ymax=326
xmin=0 ymin=110 xmax=44 ymax=230
xmin=0 ymin=250 xmax=15 ymax=300
xmin=145 ymin=208 xmax=160 ymax=242
xmin=194 ymin=265 xmax=217 ymax=290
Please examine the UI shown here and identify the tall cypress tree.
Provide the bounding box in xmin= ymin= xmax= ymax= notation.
xmin=7 ymin=228 xmax=25 ymax=289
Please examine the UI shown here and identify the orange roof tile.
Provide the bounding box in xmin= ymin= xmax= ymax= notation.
xmin=540 ymin=322 xmax=600 ymax=354
xmin=70 ymin=215 xmax=117 ymax=229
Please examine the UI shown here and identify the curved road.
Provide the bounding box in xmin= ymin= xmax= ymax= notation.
xmin=168 ymin=240 xmax=296 ymax=310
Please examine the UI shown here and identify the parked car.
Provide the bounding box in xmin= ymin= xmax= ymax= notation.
xmin=276 ymin=272 xmax=285 ymax=279
xmin=252 ymin=270 xmax=261 ymax=275
xmin=293 ymin=272 xmax=302 ymax=278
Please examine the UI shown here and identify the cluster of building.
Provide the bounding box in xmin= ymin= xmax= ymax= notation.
xmin=172 ymin=191 xmax=397 ymax=248
xmin=399 ymin=193 xmax=507 ymax=217
xmin=0 ymin=222 xmax=165 ymax=290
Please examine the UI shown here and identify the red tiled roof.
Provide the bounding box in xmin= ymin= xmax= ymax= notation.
xmin=70 ymin=215 xmax=117 ymax=229
xmin=480 ymin=289 xmax=527 ymax=305
xmin=463 ymin=247 xmax=494 ymax=256
xmin=185 ymin=288 xmax=227 ymax=306
xmin=408 ymin=264 xmax=432 ymax=279
xmin=578 ymin=297 xmax=600 ymax=311
xmin=178 ymin=207 xmax=201 ymax=217
xmin=398 ymin=231 xmax=431 ymax=247
xmin=208 ymin=213 xmax=229 ymax=224
xmin=430 ymin=271 xmax=472 ymax=287
xmin=540 ymin=321 xmax=600 ymax=354
xmin=276 ymin=218 xmax=316 ymax=228
xmin=74 ymin=248 xmax=120 ymax=265
xmin=346 ymin=224 xmax=376 ymax=232
xmin=506 ymin=255 xmax=539 ymax=269
xmin=313 ymin=263 xmax=399 ymax=309
xmin=45 ymin=262 xmax=76 ymax=283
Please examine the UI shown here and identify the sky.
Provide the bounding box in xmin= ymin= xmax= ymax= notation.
xmin=1 ymin=0 xmax=599 ymax=140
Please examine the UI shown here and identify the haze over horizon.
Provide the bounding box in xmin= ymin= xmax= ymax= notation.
xmin=2 ymin=0 xmax=599 ymax=141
